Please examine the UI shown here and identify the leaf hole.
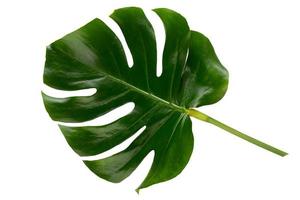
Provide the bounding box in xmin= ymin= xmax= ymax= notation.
xmin=42 ymin=84 xmax=97 ymax=98
xmin=145 ymin=10 xmax=165 ymax=77
xmin=121 ymin=150 xmax=155 ymax=188
xmin=57 ymin=102 xmax=135 ymax=127
xmin=101 ymin=17 xmax=134 ymax=68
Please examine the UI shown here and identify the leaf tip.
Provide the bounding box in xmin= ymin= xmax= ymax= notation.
xmin=135 ymin=188 xmax=140 ymax=194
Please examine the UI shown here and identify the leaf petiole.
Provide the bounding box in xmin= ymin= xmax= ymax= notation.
xmin=187 ymin=109 xmax=288 ymax=157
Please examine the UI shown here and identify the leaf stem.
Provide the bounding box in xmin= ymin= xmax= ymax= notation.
xmin=187 ymin=109 xmax=288 ymax=157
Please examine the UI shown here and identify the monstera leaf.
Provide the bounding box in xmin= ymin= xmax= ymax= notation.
xmin=42 ymin=7 xmax=287 ymax=191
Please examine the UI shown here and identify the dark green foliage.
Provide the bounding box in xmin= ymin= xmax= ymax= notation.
xmin=43 ymin=7 xmax=237 ymax=191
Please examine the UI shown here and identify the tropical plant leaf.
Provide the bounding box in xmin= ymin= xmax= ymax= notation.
xmin=42 ymin=7 xmax=287 ymax=191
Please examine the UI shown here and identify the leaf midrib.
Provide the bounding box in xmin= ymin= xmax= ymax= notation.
xmin=105 ymin=73 xmax=187 ymax=113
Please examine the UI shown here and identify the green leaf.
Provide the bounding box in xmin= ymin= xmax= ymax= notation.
xmin=42 ymin=7 xmax=287 ymax=191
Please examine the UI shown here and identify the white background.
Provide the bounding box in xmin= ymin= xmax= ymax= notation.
xmin=1 ymin=0 xmax=299 ymax=199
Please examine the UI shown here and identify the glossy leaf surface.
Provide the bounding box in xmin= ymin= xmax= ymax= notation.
xmin=42 ymin=7 xmax=229 ymax=190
